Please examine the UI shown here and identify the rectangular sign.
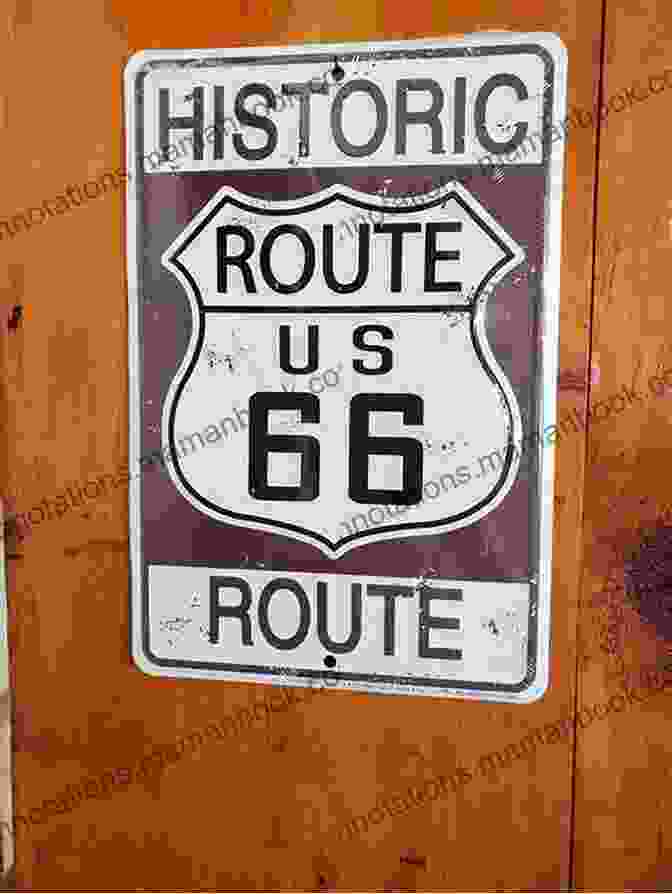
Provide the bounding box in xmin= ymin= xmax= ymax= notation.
xmin=125 ymin=33 xmax=567 ymax=701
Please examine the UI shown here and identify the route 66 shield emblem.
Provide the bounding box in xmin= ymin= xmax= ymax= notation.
xmin=126 ymin=34 xmax=567 ymax=700
xmin=163 ymin=182 xmax=525 ymax=556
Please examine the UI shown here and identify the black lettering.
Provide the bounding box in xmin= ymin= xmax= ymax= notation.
xmin=418 ymin=586 xmax=462 ymax=660
xmin=353 ymin=324 xmax=394 ymax=374
xmin=258 ymin=579 xmax=311 ymax=650
xmin=217 ymin=225 xmax=257 ymax=293
xmin=373 ymin=223 xmax=422 ymax=291
xmin=424 ymin=222 xmax=461 ymax=292
xmin=323 ymin=223 xmax=371 ymax=292
xmin=475 ymin=73 xmax=529 ymax=155
xmin=279 ymin=324 xmax=319 ymax=374
xmin=213 ymin=85 xmax=237 ymax=158
xmin=367 ymin=584 xmax=413 ymax=656
xmin=454 ymin=77 xmax=466 ymax=153
xmin=159 ymin=87 xmax=203 ymax=161
xmin=249 ymin=392 xmax=320 ymax=501
xmin=395 ymin=78 xmax=444 ymax=155
xmin=349 ymin=394 xmax=423 ymax=505
xmin=233 ymin=83 xmax=278 ymax=160
xmin=209 ymin=576 xmax=253 ymax=645
xmin=332 ymin=80 xmax=388 ymax=157
xmin=281 ymin=79 xmax=329 ymax=156
xmin=316 ymin=582 xmax=363 ymax=653
xmin=260 ymin=225 xmax=315 ymax=294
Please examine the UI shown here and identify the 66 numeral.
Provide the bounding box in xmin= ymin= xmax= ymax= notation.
xmin=249 ymin=393 xmax=320 ymax=501
xmin=348 ymin=394 xmax=424 ymax=504
xmin=249 ymin=392 xmax=423 ymax=504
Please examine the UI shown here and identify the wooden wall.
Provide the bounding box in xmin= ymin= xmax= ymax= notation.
xmin=0 ymin=0 xmax=670 ymax=890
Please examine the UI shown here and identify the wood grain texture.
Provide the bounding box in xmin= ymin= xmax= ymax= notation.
xmin=572 ymin=0 xmax=672 ymax=890
xmin=0 ymin=0 xmax=601 ymax=890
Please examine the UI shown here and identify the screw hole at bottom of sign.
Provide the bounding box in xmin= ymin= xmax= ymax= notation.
xmin=324 ymin=655 xmax=337 ymax=668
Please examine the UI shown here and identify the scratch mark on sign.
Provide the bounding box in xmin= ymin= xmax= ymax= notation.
xmin=441 ymin=310 xmax=467 ymax=328
xmin=159 ymin=616 xmax=193 ymax=647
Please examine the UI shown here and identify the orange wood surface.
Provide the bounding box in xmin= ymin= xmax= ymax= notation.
xmin=571 ymin=1 xmax=672 ymax=891
xmin=1 ymin=0 xmax=669 ymax=891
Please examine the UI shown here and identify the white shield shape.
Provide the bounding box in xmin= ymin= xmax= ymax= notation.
xmin=161 ymin=182 xmax=524 ymax=557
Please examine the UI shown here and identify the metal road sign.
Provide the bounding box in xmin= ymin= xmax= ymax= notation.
xmin=125 ymin=34 xmax=567 ymax=701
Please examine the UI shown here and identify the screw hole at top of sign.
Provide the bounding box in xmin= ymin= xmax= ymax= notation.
xmin=324 ymin=655 xmax=337 ymax=668
xmin=331 ymin=58 xmax=345 ymax=82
